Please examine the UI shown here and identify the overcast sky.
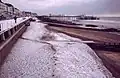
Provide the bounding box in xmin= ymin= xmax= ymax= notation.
xmin=2 ymin=0 xmax=120 ymax=15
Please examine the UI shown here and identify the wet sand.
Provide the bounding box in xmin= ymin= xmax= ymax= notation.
xmin=46 ymin=25 xmax=120 ymax=78
xmin=46 ymin=25 xmax=120 ymax=43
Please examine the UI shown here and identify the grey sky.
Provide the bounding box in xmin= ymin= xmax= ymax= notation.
xmin=2 ymin=0 xmax=120 ymax=15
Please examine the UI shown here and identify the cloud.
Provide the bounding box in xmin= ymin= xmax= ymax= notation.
xmin=3 ymin=0 xmax=97 ymax=9
xmin=2 ymin=0 xmax=120 ymax=15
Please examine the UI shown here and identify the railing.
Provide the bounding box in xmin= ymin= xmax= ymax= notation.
xmin=0 ymin=17 xmax=31 ymax=66
xmin=0 ymin=17 xmax=31 ymax=44
xmin=0 ymin=18 xmax=28 ymax=31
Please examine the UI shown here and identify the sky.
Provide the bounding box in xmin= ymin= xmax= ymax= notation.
xmin=2 ymin=0 xmax=120 ymax=15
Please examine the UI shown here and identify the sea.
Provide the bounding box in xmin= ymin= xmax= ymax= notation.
xmin=100 ymin=17 xmax=120 ymax=21
xmin=74 ymin=16 xmax=120 ymax=29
